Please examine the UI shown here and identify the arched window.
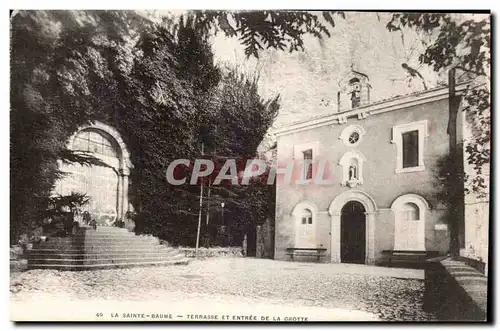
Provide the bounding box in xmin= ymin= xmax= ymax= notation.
xmin=349 ymin=78 xmax=361 ymax=108
xmin=301 ymin=208 xmax=313 ymax=224
xmin=292 ymin=202 xmax=317 ymax=248
xmin=73 ymin=130 xmax=119 ymax=158
xmin=391 ymin=194 xmax=429 ymax=250
xmin=403 ymin=202 xmax=420 ymax=221
xmin=349 ymin=77 xmax=360 ymax=85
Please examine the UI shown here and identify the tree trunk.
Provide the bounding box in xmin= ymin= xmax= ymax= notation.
xmin=447 ymin=68 xmax=465 ymax=257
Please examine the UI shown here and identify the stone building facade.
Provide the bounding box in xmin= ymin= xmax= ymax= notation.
xmin=272 ymin=70 xmax=470 ymax=265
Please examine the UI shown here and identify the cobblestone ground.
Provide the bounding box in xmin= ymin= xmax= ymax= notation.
xmin=10 ymin=258 xmax=437 ymax=321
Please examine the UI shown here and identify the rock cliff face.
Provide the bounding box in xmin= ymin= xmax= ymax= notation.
xmin=212 ymin=12 xmax=441 ymax=129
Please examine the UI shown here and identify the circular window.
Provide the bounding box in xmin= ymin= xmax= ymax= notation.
xmin=348 ymin=132 xmax=360 ymax=144
xmin=339 ymin=125 xmax=365 ymax=147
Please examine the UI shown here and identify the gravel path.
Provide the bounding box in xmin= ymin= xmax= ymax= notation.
xmin=10 ymin=258 xmax=437 ymax=321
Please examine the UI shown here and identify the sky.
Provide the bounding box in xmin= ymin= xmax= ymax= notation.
xmin=209 ymin=12 xmax=454 ymax=127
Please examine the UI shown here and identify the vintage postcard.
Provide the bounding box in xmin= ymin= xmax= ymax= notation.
xmin=9 ymin=9 xmax=491 ymax=322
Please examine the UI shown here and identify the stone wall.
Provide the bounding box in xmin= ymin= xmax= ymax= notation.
xmin=180 ymin=247 xmax=244 ymax=259
xmin=461 ymin=199 xmax=489 ymax=275
xmin=460 ymin=100 xmax=490 ymax=274
xmin=424 ymin=257 xmax=487 ymax=321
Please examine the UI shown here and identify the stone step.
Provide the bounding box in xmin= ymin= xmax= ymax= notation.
xmin=37 ymin=241 xmax=163 ymax=248
xmin=387 ymin=261 xmax=427 ymax=270
xmin=77 ymin=245 xmax=168 ymax=251
xmin=36 ymin=240 xmax=84 ymax=246
xmin=28 ymin=227 xmax=183 ymax=270
xmin=81 ymin=239 xmax=160 ymax=246
xmin=74 ymin=234 xmax=136 ymax=239
xmin=28 ymin=248 xmax=179 ymax=259
xmin=42 ymin=231 xmax=157 ymax=240
xmin=29 ymin=245 xmax=173 ymax=254
xmin=28 ymin=258 xmax=191 ymax=271
xmin=28 ymin=250 xmax=180 ymax=260
xmin=76 ymin=228 xmax=140 ymax=236
xmin=78 ymin=235 xmax=157 ymax=241
xmin=79 ymin=227 xmax=130 ymax=232
xmin=36 ymin=241 xmax=159 ymax=249
xmin=29 ymin=254 xmax=186 ymax=266
xmin=391 ymin=255 xmax=428 ymax=261
xmin=83 ymin=234 xmax=158 ymax=239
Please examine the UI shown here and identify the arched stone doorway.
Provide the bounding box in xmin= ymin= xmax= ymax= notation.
xmin=54 ymin=121 xmax=132 ymax=225
xmin=341 ymin=201 xmax=366 ymax=264
xmin=329 ymin=190 xmax=377 ymax=264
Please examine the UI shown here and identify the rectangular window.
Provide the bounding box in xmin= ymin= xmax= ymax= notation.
xmin=307 ymin=217 xmax=312 ymax=224
xmin=402 ymin=130 xmax=419 ymax=168
xmin=301 ymin=217 xmax=307 ymax=224
xmin=303 ymin=149 xmax=313 ymax=180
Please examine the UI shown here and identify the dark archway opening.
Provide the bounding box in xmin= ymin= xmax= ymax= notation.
xmin=341 ymin=201 xmax=366 ymax=264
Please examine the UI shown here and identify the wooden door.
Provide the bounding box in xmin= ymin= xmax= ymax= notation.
xmin=341 ymin=201 xmax=366 ymax=264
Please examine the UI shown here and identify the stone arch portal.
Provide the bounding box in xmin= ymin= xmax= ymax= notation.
xmin=328 ymin=190 xmax=377 ymax=264
xmin=54 ymin=121 xmax=132 ymax=225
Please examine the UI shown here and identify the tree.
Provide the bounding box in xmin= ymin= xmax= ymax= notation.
xmin=198 ymin=65 xmax=280 ymax=247
xmin=173 ymin=10 xmax=345 ymax=58
xmin=11 ymin=10 xmax=286 ymax=247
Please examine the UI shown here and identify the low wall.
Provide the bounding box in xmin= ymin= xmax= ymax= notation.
xmin=179 ymin=247 xmax=244 ymax=259
xmin=10 ymin=260 xmax=28 ymax=272
xmin=10 ymin=245 xmax=28 ymax=273
xmin=424 ymin=257 xmax=488 ymax=321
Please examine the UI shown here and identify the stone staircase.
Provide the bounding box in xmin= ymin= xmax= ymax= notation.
xmin=28 ymin=227 xmax=191 ymax=270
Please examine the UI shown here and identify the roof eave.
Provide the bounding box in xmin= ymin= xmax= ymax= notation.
xmin=272 ymin=82 xmax=470 ymax=137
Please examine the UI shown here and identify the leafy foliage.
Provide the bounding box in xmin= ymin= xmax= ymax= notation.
xmin=10 ymin=10 xmax=151 ymax=242
xmin=11 ymin=10 xmax=282 ymax=247
xmin=432 ymin=153 xmax=466 ymax=254
xmin=462 ymin=82 xmax=490 ymax=198
xmin=183 ymin=10 xmax=345 ymax=58
xmin=387 ymin=13 xmax=490 ymax=75
xmin=44 ymin=192 xmax=91 ymax=213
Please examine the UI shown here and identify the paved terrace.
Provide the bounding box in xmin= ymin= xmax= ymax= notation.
xmin=10 ymin=257 xmax=434 ymax=321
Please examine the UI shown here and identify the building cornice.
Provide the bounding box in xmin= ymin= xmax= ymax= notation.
xmin=272 ymin=82 xmax=470 ymax=137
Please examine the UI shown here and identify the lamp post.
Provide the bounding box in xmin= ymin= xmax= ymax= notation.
xmin=195 ymin=142 xmax=204 ymax=259
xmin=220 ymin=202 xmax=225 ymax=227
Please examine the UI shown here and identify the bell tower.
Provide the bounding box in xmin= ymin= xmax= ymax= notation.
xmin=337 ymin=67 xmax=371 ymax=112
